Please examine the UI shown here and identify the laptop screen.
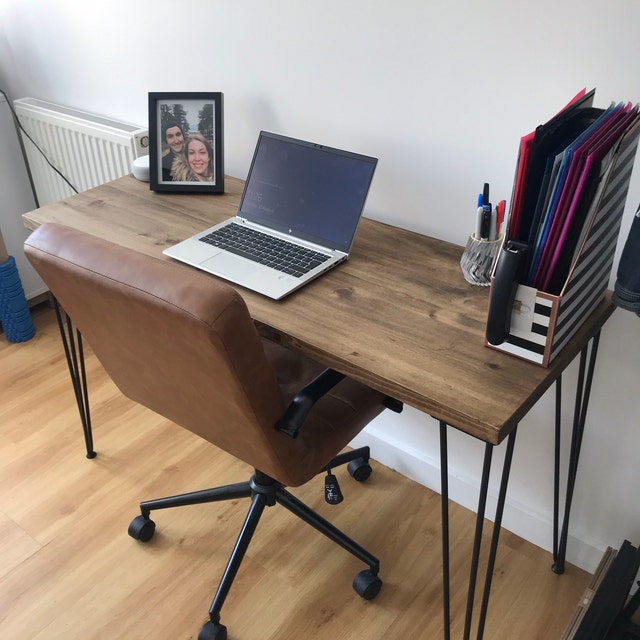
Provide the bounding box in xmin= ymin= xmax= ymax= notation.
xmin=238 ymin=131 xmax=378 ymax=252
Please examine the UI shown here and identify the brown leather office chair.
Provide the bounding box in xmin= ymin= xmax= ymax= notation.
xmin=25 ymin=223 xmax=397 ymax=640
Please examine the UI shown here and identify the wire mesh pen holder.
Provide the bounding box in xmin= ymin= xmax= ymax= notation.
xmin=460 ymin=233 xmax=504 ymax=286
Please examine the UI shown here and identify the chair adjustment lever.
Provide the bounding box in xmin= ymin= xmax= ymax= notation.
xmin=324 ymin=468 xmax=344 ymax=505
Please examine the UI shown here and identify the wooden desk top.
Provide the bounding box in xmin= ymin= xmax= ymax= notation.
xmin=23 ymin=175 xmax=614 ymax=445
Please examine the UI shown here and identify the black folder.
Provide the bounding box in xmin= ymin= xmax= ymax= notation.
xmin=517 ymin=88 xmax=596 ymax=247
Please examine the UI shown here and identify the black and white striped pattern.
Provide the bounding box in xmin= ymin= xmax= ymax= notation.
xmin=552 ymin=120 xmax=640 ymax=361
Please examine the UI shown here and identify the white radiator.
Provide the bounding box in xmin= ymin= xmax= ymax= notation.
xmin=13 ymin=97 xmax=149 ymax=207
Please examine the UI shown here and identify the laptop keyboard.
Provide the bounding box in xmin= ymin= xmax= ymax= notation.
xmin=199 ymin=224 xmax=332 ymax=278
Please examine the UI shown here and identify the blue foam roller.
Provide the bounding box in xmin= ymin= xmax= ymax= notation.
xmin=0 ymin=256 xmax=36 ymax=343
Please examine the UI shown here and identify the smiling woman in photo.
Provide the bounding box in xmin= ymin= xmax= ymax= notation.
xmin=171 ymin=133 xmax=215 ymax=182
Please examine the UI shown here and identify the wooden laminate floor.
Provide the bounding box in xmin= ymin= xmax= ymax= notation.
xmin=0 ymin=306 xmax=590 ymax=639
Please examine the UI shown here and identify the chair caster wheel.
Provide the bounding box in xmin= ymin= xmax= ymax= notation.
xmin=347 ymin=458 xmax=372 ymax=482
xmin=128 ymin=515 xmax=156 ymax=542
xmin=353 ymin=569 xmax=382 ymax=600
xmin=198 ymin=620 xmax=227 ymax=640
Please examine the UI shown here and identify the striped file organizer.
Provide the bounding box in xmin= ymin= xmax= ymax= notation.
xmin=486 ymin=115 xmax=640 ymax=367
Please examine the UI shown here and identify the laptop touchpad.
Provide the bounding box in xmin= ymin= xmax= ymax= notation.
xmin=200 ymin=252 xmax=261 ymax=278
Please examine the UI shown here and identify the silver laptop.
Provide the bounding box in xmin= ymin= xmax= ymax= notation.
xmin=163 ymin=131 xmax=377 ymax=300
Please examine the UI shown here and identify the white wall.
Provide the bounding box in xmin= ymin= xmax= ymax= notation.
xmin=0 ymin=95 xmax=42 ymax=298
xmin=1 ymin=0 xmax=639 ymax=572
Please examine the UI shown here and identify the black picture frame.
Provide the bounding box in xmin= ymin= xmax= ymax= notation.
xmin=149 ymin=92 xmax=224 ymax=193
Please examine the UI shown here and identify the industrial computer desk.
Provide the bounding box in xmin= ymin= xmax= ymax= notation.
xmin=23 ymin=175 xmax=613 ymax=640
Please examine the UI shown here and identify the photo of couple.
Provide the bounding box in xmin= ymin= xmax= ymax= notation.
xmin=149 ymin=92 xmax=224 ymax=193
xmin=160 ymin=101 xmax=215 ymax=182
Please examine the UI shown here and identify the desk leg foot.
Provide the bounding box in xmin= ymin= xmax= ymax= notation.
xmin=551 ymin=562 xmax=565 ymax=575
xmin=53 ymin=297 xmax=96 ymax=458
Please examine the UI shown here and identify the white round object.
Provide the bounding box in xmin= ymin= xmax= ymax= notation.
xmin=131 ymin=155 xmax=150 ymax=182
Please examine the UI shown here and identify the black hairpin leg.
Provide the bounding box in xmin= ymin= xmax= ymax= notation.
xmin=440 ymin=421 xmax=517 ymax=640
xmin=552 ymin=331 xmax=601 ymax=574
xmin=475 ymin=431 xmax=517 ymax=639
xmin=440 ymin=421 xmax=451 ymax=640
xmin=53 ymin=297 xmax=96 ymax=458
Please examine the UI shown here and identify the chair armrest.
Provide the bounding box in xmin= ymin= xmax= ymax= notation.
xmin=276 ymin=368 xmax=346 ymax=439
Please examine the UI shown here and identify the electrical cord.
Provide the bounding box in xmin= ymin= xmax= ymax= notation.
xmin=0 ymin=87 xmax=79 ymax=195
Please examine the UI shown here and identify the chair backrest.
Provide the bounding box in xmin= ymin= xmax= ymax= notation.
xmin=25 ymin=223 xmax=295 ymax=476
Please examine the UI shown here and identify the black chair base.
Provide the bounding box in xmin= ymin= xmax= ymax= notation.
xmin=128 ymin=446 xmax=381 ymax=639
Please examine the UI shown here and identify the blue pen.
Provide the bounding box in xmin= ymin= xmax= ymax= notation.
xmin=474 ymin=193 xmax=485 ymax=239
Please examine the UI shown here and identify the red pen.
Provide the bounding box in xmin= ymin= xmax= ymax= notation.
xmin=496 ymin=200 xmax=506 ymax=235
